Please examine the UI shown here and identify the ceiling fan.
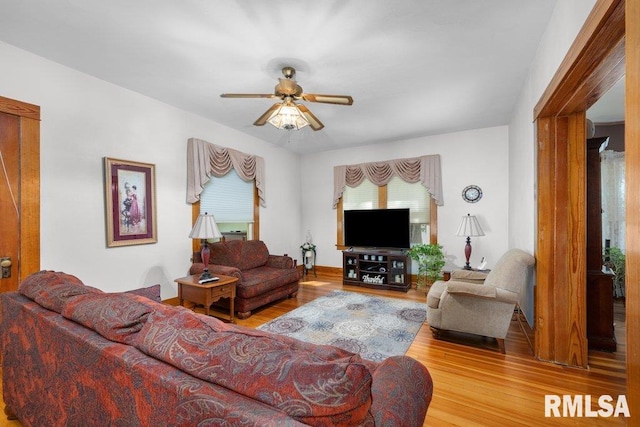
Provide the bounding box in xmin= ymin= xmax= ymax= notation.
xmin=220 ymin=66 xmax=353 ymax=131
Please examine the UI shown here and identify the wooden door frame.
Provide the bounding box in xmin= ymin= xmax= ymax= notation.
xmin=0 ymin=96 xmax=40 ymax=285
xmin=534 ymin=0 xmax=639 ymax=416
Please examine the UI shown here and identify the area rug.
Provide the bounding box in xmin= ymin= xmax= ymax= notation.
xmin=257 ymin=290 xmax=426 ymax=362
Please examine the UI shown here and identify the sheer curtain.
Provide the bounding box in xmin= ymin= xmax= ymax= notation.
xmin=601 ymin=150 xmax=625 ymax=252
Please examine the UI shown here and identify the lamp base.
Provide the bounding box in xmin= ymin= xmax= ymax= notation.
xmin=199 ymin=269 xmax=214 ymax=281
xmin=463 ymin=236 xmax=473 ymax=271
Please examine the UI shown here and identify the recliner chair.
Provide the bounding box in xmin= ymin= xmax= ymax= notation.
xmin=426 ymin=248 xmax=535 ymax=353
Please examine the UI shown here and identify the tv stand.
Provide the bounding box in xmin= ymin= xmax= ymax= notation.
xmin=342 ymin=249 xmax=410 ymax=292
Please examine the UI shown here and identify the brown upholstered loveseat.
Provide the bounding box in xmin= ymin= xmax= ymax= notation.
xmin=190 ymin=239 xmax=300 ymax=318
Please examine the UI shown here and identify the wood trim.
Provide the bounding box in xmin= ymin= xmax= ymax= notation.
xmin=534 ymin=0 xmax=624 ymax=119
xmin=534 ymin=2 xmax=640 ymax=415
xmin=253 ymin=185 xmax=260 ymax=240
xmin=0 ymin=95 xmax=40 ymax=121
xmin=537 ymin=115 xmax=588 ymax=365
xmin=430 ymin=198 xmax=438 ymax=244
xmin=19 ymin=117 xmax=40 ymax=281
xmin=191 ymin=202 xmax=200 ymax=254
xmin=626 ymin=0 xmax=640 ymax=417
xmin=535 ymin=116 xmax=555 ymax=360
xmin=336 ymin=197 xmax=344 ymax=247
xmin=378 ymin=185 xmax=387 ymax=209
xmin=0 ymin=96 xmax=41 ymax=283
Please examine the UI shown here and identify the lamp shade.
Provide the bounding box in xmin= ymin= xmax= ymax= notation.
xmin=189 ymin=213 xmax=222 ymax=240
xmin=456 ymin=214 xmax=485 ymax=237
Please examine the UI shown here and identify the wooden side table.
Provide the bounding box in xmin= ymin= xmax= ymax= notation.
xmin=175 ymin=274 xmax=238 ymax=322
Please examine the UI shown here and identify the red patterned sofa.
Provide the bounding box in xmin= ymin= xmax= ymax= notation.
xmin=1 ymin=271 xmax=433 ymax=426
xmin=189 ymin=240 xmax=300 ymax=319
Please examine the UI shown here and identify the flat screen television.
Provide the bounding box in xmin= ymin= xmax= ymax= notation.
xmin=344 ymin=208 xmax=410 ymax=249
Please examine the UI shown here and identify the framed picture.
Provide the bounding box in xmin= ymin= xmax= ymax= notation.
xmin=104 ymin=157 xmax=157 ymax=247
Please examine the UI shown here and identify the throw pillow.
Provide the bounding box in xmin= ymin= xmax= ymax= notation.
xmin=62 ymin=293 xmax=156 ymax=345
xmin=19 ymin=270 xmax=100 ymax=313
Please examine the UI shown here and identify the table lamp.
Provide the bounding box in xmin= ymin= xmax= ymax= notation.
xmin=189 ymin=212 xmax=222 ymax=281
xmin=456 ymin=213 xmax=485 ymax=270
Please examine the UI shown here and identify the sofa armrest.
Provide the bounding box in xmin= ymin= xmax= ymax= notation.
xmin=450 ymin=269 xmax=489 ymax=283
xmin=369 ymin=356 xmax=432 ymax=425
xmin=189 ymin=263 xmax=243 ymax=282
xmin=265 ymin=254 xmax=294 ymax=269
xmin=445 ymin=282 xmax=518 ymax=303
xmin=445 ymin=282 xmax=496 ymax=299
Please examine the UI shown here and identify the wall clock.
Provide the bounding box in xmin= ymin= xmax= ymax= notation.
xmin=462 ymin=185 xmax=482 ymax=203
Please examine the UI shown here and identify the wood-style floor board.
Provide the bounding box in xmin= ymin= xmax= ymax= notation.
xmin=1 ymin=272 xmax=627 ymax=426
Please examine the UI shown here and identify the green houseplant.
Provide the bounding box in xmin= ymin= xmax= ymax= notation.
xmin=606 ymin=247 xmax=625 ymax=298
xmin=407 ymin=243 xmax=445 ymax=290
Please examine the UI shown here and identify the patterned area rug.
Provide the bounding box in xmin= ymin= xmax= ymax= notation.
xmin=257 ymin=290 xmax=426 ymax=362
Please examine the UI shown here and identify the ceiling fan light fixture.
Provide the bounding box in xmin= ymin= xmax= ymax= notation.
xmin=267 ymin=101 xmax=309 ymax=130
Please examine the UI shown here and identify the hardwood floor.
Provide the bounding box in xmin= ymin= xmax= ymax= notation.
xmin=1 ymin=272 xmax=627 ymax=426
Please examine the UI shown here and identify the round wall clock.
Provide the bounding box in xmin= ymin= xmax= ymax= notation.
xmin=462 ymin=185 xmax=482 ymax=203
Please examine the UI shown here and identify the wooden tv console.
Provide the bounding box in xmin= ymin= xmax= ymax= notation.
xmin=342 ymin=249 xmax=410 ymax=292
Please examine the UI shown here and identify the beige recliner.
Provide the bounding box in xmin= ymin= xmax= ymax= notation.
xmin=426 ymin=249 xmax=535 ymax=353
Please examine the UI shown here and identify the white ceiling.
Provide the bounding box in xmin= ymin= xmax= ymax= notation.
xmin=0 ymin=0 xmax=570 ymax=154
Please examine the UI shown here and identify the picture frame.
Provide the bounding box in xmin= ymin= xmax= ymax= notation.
xmin=104 ymin=157 xmax=157 ymax=247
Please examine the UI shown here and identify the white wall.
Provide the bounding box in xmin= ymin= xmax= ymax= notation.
xmin=508 ymin=0 xmax=597 ymax=322
xmin=0 ymin=0 xmax=599 ymax=303
xmin=300 ymin=126 xmax=510 ymax=273
xmin=0 ymin=41 xmax=302 ymax=299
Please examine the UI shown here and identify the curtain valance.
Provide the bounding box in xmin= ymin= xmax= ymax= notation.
xmin=186 ymin=138 xmax=266 ymax=207
xmin=333 ymin=155 xmax=443 ymax=208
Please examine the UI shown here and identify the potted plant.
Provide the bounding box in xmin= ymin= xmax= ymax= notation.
xmin=605 ymin=246 xmax=625 ymax=299
xmin=407 ymin=243 xmax=445 ymax=290
xmin=300 ymin=242 xmax=316 ymax=269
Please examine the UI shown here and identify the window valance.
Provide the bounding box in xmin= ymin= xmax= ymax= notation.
xmin=333 ymin=155 xmax=443 ymax=208
xmin=186 ymin=138 xmax=266 ymax=207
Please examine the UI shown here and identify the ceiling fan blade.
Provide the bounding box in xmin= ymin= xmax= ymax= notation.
xmin=297 ymin=104 xmax=324 ymax=131
xmin=301 ymin=93 xmax=353 ymax=105
xmin=220 ymin=93 xmax=277 ymax=99
xmin=253 ymin=103 xmax=281 ymax=126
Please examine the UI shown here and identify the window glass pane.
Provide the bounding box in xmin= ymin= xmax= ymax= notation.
xmin=199 ymin=169 xmax=253 ymax=223
xmin=343 ymin=179 xmax=379 ymax=210
xmin=387 ymin=176 xmax=430 ymax=243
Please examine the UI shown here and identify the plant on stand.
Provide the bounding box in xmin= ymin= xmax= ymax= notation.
xmin=407 ymin=243 xmax=445 ymax=291
xmin=300 ymin=242 xmax=316 ymax=270
xmin=605 ymin=247 xmax=625 ymax=299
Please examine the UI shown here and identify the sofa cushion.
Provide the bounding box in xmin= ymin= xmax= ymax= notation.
xmin=210 ymin=240 xmax=270 ymax=271
xmin=18 ymin=270 xmax=101 ymax=313
xmin=125 ymin=284 xmax=162 ymax=302
xmin=134 ymin=307 xmax=373 ymax=425
xmin=61 ymin=293 xmax=156 ymax=345
xmin=237 ymin=266 xmax=301 ymax=299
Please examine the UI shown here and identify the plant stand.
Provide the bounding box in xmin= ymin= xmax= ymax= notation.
xmin=302 ymin=248 xmax=316 ymax=277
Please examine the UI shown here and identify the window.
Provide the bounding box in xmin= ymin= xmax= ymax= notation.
xmin=387 ymin=177 xmax=431 ymax=244
xmin=195 ymin=169 xmax=258 ymax=240
xmin=338 ymin=177 xmax=436 ymax=247
xmin=343 ymin=179 xmax=379 ymax=210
